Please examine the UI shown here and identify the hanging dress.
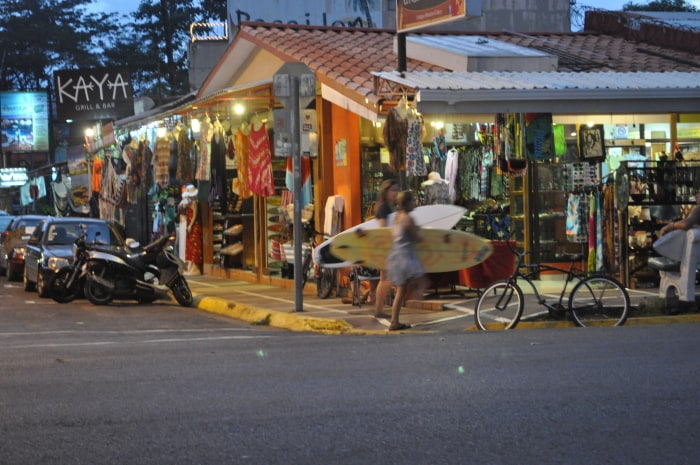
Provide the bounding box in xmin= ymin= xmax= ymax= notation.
xmin=233 ymin=125 xmax=252 ymax=199
xmin=405 ymin=113 xmax=427 ymax=177
xmin=195 ymin=117 xmax=212 ymax=181
xmin=176 ymin=125 xmax=193 ymax=183
xmin=154 ymin=135 xmax=170 ymax=188
xmin=247 ymin=121 xmax=275 ymax=197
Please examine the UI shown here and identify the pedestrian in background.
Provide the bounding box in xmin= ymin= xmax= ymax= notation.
xmin=373 ymin=179 xmax=400 ymax=318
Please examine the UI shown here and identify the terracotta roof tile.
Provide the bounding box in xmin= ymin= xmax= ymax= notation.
xmin=238 ymin=22 xmax=700 ymax=111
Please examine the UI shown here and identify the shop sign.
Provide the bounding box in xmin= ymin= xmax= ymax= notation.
xmin=397 ymin=0 xmax=474 ymax=33
xmin=53 ymin=67 xmax=134 ymax=122
xmin=0 ymin=167 xmax=29 ymax=188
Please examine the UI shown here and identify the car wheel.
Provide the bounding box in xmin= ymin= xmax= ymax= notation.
xmin=37 ymin=271 xmax=50 ymax=298
xmin=23 ymin=267 xmax=36 ymax=292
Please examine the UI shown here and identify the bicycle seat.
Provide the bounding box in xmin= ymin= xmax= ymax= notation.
xmin=554 ymin=253 xmax=585 ymax=262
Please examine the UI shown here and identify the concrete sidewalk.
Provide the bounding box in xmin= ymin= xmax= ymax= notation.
xmin=186 ymin=274 xmax=700 ymax=334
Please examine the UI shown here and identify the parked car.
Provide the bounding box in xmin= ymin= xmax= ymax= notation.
xmin=0 ymin=215 xmax=49 ymax=280
xmin=23 ymin=218 xmax=126 ymax=298
xmin=0 ymin=214 xmax=14 ymax=233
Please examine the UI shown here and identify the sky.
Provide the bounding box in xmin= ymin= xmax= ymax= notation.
xmin=91 ymin=0 xmax=700 ymax=24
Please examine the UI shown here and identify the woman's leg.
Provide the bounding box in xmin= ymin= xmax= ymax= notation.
xmin=374 ymin=270 xmax=392 ymax=317
xmin=390 ymin=284 xmax=408 ymax=328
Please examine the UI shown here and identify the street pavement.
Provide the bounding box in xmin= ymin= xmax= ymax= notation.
xmin=186 ymin=273 xmax=700 ymax=334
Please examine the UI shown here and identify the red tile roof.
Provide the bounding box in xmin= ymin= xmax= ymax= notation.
xmin=237 ymin=22 xmax=700 ymax=113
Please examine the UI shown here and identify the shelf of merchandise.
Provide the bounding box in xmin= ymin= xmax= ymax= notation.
xmin=619 ymin=160 xmax=700 ymax=288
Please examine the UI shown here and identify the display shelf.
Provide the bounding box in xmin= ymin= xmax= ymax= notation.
xmin=618 ymin=160 xmax=700 ymax=288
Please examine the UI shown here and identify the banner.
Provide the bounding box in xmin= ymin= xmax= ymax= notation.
xmin=0 ymin=91 xmax=50 ymax=152
xmin=54 ymin=67 xmax=134 ymax=122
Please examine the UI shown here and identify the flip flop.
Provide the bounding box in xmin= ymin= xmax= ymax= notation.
xmin=388 ymin=323 xmax=411 ymax=331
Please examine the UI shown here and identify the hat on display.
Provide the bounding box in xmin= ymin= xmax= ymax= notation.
xmin=421 ymin=171 xmax=448 ymax=186
xmin=182 ymin=184 xmax=198 ymax=198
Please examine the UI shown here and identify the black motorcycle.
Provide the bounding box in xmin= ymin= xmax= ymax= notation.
xmin=83 ymin=234 xmax=193 ymax=307
xmin=48 ymin=231 xmax=91 ymax=304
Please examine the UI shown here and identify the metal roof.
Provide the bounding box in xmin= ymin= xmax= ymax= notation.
xmin=407 ymin=35 xmax=552 ymax=58
xmin=373 ymin=70 xmax=700 ymax=114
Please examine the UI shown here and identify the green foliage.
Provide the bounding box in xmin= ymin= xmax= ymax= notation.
xmin=623 ymin=0 xmax=698 ymax=11
xmin=1 ymin=0 xmax=225 ymax=99
xmin=0 ymin=0 xmax=119 ymax=90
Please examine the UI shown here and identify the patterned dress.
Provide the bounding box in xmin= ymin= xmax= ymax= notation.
xmin=195 ymin=117 xmax=212 ymax=181
xmin=248 ymin=122 xmax=275 ymax=197
xmin=234 ymin=126 xmax=252 ymax=199
xmin=405 ymin=114 xmax=427 ymax=177
xmin=154 ymin=135 xmax=170 ymax=188
xmin=183 ymin=199 xmax=202 ymax=266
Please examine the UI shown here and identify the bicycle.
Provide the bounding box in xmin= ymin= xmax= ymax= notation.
xmin=300 ymin=221 xmax=335 ymax=299
xmin=474 ymin=243 xmax=630 ymax=330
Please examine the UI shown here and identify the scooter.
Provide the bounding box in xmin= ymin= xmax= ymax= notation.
xmin=48 ymin=229 xmax=91 ymax=303
xmin=83 ymin=233 xmax=194 ymax=307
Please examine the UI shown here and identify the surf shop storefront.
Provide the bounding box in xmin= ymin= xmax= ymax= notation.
xmin=370 ymin=69 xmax=700 ymax=286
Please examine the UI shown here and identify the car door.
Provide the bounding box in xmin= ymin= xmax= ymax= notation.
xmin=23 ymin=220 xmax=47 ymax=284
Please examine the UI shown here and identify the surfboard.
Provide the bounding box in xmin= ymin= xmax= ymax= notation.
xmin=329 ymin=227 xmax=493 ymax=273
xmin=314 ymin=204 xmax=467 ymax=269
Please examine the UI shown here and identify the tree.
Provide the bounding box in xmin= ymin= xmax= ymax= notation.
xmin=623 ymin=0 xmax=698 ymax=11
xmin=348 ymin=0 xmax=375 ymax=28
xmin=122 ymin=0 xmax=225 ymax=99
xmin=0 ymin=0 xmax=119 ymax=90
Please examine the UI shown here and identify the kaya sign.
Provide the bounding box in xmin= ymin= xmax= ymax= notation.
xmin=54 ymin=67 xmax=134 ymax=122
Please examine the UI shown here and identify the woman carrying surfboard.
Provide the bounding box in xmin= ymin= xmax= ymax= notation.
xmin=386 ymin=190 xmax=427 ymax=331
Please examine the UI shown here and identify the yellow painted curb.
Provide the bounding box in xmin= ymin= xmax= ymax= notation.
xmin=196 ymin=296 xmax=385 ymax=335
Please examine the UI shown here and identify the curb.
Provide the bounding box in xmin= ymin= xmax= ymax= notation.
xmin=195 ymin=296 xmax=386 ymax=335
xmin=195 ymin=296 xmax=700 ymax=335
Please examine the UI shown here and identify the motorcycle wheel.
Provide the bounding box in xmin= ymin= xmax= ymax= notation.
xmin=85 ymin=263 xmax=114 ymax=305
xmin=170 ymin=275 xmax=194 ymax=307
xmin=49 ymin=268 xmax=80 ymax=304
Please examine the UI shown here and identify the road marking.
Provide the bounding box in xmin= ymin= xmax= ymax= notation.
xmin=2 ymin=335 xmax=274 ymax=349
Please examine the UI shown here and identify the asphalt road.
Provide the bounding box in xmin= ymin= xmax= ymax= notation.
xmin=1 ymin=281 xmax=699 ymax=465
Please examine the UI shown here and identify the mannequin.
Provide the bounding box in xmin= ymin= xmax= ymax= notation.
xmin=178 ymin=184 xmax=202 ymax=275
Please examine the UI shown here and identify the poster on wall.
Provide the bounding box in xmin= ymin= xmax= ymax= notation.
xmin=66 ymin=144 xmax=90 ymax=208
xmin=525 ymin=113 xmax=554 ymax=160
xmin=578 ymin=124 xmax=606 ymax=162
xmin=0 ymin=91 xmax=50 ymax=152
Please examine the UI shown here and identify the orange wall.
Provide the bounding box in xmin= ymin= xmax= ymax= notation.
xmin=327 ymin=103 xmax=362 ymax=232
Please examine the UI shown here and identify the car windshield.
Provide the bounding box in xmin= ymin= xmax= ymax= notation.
xmin=0 ymin=217 xmax=13 ymax=232
xmin=14 ymin=218 xmax=42 ymax=234
xmin=47 ymin=223 xmax=121 ymax=246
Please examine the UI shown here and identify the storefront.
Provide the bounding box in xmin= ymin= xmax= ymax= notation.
xmin=107 ymin=24 xmax=700 ymax=291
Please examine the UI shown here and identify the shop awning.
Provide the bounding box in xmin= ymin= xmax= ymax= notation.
xmin=372 ymin=70 xmax=700 ymax=114
xmin=114 ymin=80 xmax=274 ymax=130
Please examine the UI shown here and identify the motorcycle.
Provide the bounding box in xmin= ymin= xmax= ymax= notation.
xmin=48 ymin=230 xmax=91 ymax=304
xmin=82 ymin=233 xmax=194 ymax=307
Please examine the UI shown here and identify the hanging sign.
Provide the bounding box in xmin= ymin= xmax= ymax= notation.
xmin=398 ymin=0 xmax=466 ymax=32
xmin=53 ymin=67 xmax=134 ymax=122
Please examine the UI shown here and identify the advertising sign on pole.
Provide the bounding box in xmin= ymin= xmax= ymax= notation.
xmin=397 ymin=0 xmax=476 ymax=33
xmin=0 ymin=91 xmax=50 ymax=152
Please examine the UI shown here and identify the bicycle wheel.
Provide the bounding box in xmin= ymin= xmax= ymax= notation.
xmin=569 ymin=276 xmax=630 ymax=327
xmin=316 ymin=267 xmax=335 ymax=299
xmin=474 ymin=280 xmax=524 ymax=330
xmin=300 ymin=250 xmax=312 ymax=288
